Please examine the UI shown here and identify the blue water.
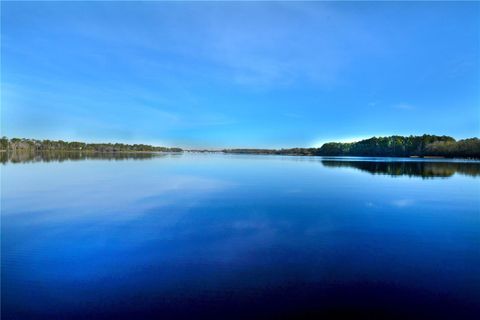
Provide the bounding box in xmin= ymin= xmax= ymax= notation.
xmin=2 ymin=153 xmax=479 ymax=319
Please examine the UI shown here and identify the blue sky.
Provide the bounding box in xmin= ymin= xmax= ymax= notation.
xmin=1 ymin=1 xmax=479 ymax=148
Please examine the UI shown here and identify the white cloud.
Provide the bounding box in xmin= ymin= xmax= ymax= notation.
xmin=393 ymin=103 xmax=415 ymax=110
xmin=311 ymin=135 xmax=374 ymax=147
xmin=392 ymin=199 xmax=415 ymax=207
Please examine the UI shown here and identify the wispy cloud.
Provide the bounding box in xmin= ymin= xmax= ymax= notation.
xmin=311 ymin=135 xmax=374 ymax=147
xmin=392 ymin=199 xmax=415 ymax=207
xmin=393 ymin=103 xmax=415 ymax=110
xmin=44 ymin=2 xmax=377 ymax=89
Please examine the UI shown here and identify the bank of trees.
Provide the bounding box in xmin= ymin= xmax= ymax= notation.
xmin=423 ymin=138 xmax=480 ymax=158
xmin=317 ymin=135 xmax=462 ymax=157
xmin=0 ymin=137 xmax=182 ymax=153
xmin=2 ymin=135 xmax=479 ymax=158
xmin=225 ymin=135 xmax=480 ymax=158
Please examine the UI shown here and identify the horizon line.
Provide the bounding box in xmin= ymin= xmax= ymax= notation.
xmin=2 ymin=134 xmax=478 ymax=151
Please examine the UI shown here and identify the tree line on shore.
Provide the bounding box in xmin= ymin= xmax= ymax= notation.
xmin=0 ymin=137 xmax=183 ymax=153
xmin=223 ymin=135 xmax=480 ymax=158
xmin=2 ymin=135 xmax=479 ymax=158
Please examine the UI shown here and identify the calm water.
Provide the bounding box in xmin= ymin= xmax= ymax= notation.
xmin=2 ymin=153 xmax=479 ymax=319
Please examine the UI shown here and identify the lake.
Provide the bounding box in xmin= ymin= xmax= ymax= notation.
xmin=1 ymin=152 xmax=479 ymax=319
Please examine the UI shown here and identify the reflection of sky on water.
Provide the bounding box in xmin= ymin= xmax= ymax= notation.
xmin=2 ymin=154 xmax=479 ymax=319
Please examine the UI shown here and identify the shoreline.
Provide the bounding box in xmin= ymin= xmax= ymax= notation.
xmin=2 ymin=134 xmax=479 ymax=159
xmin=3 ymin=149 xmax=479 ymax=161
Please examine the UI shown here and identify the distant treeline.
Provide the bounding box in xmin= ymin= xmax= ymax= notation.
xmin=3 ymin=135 xmax=479 ymax=158
xmin=0 ymin=137 xmax=183 ymax=153
xmin=222 ymin=148 xmax=319 ymax=156
xmin=224 ymin=135 xmax=480 ymax=158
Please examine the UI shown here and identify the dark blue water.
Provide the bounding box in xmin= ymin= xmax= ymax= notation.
xmin=2 ymin=153 xmax=479 ymax=319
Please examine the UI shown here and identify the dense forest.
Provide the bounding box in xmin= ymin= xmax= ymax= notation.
xmin=0 ymin=137 xmax=183 ymax=153
xmin=224 ymin=135 xmax=480 ymax=158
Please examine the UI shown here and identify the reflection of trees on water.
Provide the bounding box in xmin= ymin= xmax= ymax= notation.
xmin=321 ymin=160 xmax=480 ymax=178
xmin=0 ymin=151 xmax=178 ymax=164
xmin=2 ymin=152 xmax=479 ymax=178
